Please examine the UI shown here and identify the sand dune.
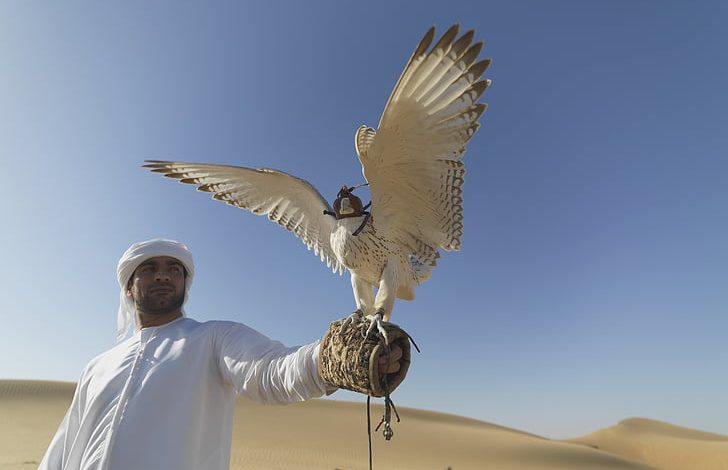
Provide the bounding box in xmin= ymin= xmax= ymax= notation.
xmin=569 ymin=417 xmax=728 ymax=470
xmin=2 ymin=379 xmax=710 ymax=470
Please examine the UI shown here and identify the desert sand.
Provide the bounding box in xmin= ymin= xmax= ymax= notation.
xmin=569 ymin=417 xmax=728 ymax=470
xmin=1 ymin=380 xmax=725 ymax=470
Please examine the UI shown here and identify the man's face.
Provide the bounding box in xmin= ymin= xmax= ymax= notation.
xmin=127 ymin=256 xmax=186 ymax=316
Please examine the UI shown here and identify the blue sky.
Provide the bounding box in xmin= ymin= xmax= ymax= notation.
xmin=1 ymin=1 xmax=726 ymax=438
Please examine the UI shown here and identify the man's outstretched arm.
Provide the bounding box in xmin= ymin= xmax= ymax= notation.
xmin=215 ymin=318 xmax=410 ymax=404
xmin=215 ymin=322 xmax=330 ymax=405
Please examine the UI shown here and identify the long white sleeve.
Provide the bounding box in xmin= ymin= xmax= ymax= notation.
xmin=215 ymin=322 xmax=328 ymax=404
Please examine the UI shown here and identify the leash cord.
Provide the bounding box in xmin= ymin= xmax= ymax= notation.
xmin=367 ymin=395 xmax=373 ymax=470
xmin=362 ymin=314 xmax=420 ymax=470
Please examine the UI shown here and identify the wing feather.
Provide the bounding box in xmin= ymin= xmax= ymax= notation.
xmin=143 ymin=161 xmax=344 ymax=274
xmin=357 ymin=25 xmax=490 ymax=256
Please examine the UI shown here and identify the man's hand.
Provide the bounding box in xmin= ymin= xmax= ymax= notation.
xmin=377 ymin=343 xmax=403 ymax=377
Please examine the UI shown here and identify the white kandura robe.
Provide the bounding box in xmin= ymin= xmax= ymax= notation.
xmin=40 ymin=317 xmax=329 ymax=470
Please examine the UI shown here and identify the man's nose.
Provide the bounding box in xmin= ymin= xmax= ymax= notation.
xmin=155 ymin=270 xmax=171 ymax=281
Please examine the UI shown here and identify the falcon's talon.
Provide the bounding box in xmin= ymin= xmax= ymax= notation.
xmin=363 ymin=311 xmax=390 ymax=345
xmin=337 ymin=309 xmax=365 ymax=336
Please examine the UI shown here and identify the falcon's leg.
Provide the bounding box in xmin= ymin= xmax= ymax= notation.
xmin=365 ymin=260 xmax=399 ymax=344
xmin=338 ymin=273 xmax=376 ymax=336
xmin=351 ymin=272 xmax=375 ymax=316
xmin=373 ymin=260 xmax=398 ymax=322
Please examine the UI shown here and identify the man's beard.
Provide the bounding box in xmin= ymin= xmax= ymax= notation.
xmin=135 ymin=289 xmax=185 ymax=316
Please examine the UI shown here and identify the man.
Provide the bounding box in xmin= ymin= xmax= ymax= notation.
xmin=40 ymin=238 xmax=406 ymax=470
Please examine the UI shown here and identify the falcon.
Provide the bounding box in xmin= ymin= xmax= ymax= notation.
xmin=145 ymin=25 xmax=490 ymax=332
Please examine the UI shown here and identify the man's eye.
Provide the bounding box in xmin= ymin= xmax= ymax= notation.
xmin=170 ymin=266 xmax=181 ymax=273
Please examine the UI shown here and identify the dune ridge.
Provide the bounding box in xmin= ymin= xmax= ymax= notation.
xmin=570 ymin=417 xmax=728 ymax=470
xmin=3 ymin=379 xmax=720 ymax=469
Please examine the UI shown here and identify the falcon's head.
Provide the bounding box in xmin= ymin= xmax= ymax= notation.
xmin=333 ymin=185 xmax=365 ymax=219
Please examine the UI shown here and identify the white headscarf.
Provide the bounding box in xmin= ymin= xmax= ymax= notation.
xmin=116 ymin=238 xmax=195 ymax=342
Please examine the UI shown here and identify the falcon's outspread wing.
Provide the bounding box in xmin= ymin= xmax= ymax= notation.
xmin=143 ymin=161 xmax=344 ymax=274
xmin=356 ymin=25 xmax=490 ymax=258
